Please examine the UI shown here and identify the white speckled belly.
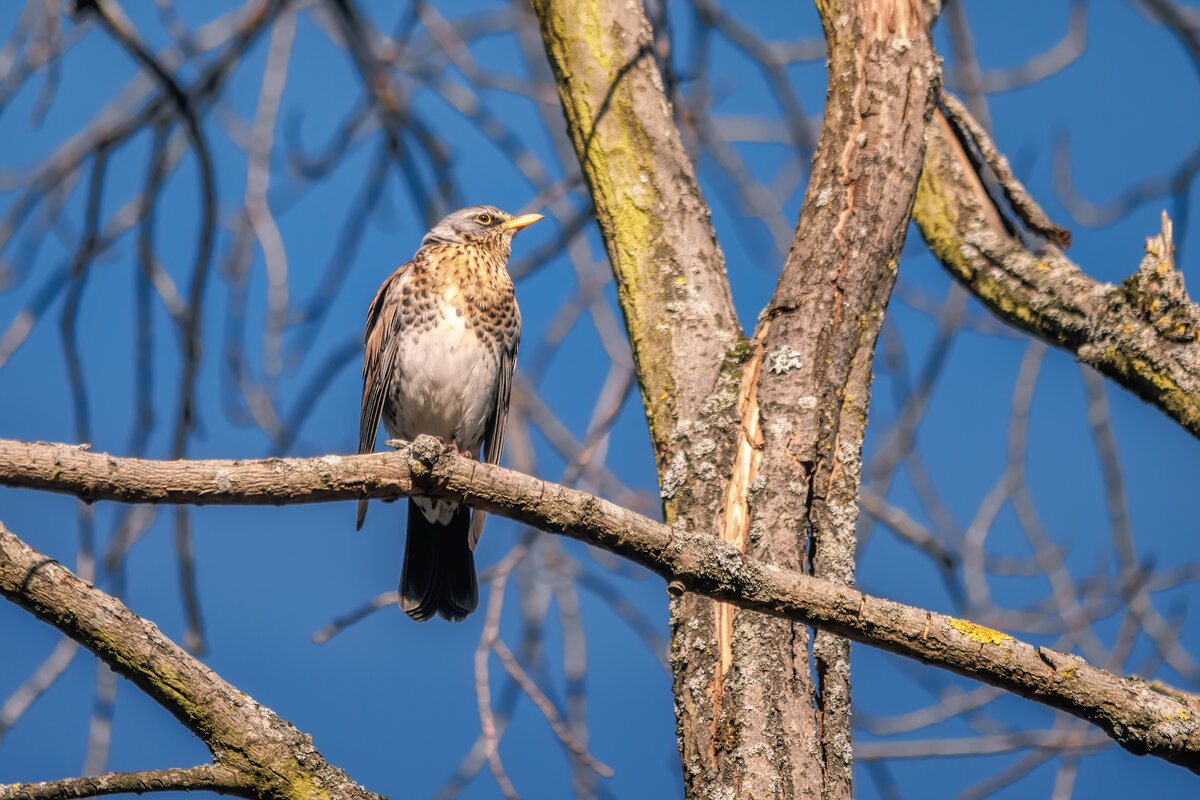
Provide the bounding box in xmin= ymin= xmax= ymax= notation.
xmin=382 ymin=303 xmax=499 ymax=523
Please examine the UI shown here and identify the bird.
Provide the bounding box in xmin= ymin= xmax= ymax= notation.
xmin=357 ymin=205 xmax=541 ymax=622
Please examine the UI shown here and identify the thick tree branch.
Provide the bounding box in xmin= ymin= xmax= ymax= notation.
xmin=3 ymin=436 xmax=1200 ymax=773
xmin=0 ymin=514 xmax=381 ymax=800
xmin=0 ymin=765 xmax=252 ymax=800
xmin=915 ymin=102 xmax=1200 ymax=437
xmin=688 ymin=1 xmax=941 ymax=795
xmin=528 ymin=0 xmax=743 ymax=480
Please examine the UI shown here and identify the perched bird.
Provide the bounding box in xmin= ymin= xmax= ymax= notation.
xmin=358 ymin=205 xmax=541 ymax=622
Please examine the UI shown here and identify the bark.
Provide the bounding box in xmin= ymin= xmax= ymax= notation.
xmin=675 ymin=2 xmax=941 ymax=796
xmin=0 ymin=766 xmax=252 ymax=800
xmin=4 ymin=442 xmax=1200 ymax=774
xmin=527 ymin=0 xmax=743 ymax=479
xmin=528 ymin=0 xmax=946 ymax=795
xmin=527 ymin=2 xmax=763 ymax=796
xmin=915 ymin=101 xmax=1200 ymax=438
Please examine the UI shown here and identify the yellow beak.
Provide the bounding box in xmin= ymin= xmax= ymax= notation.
xmin=502 ymin=213 xmax=544 ymax=231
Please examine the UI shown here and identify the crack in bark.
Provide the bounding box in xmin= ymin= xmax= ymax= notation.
xmin=714 ymin=333 xmax=767 ymax=684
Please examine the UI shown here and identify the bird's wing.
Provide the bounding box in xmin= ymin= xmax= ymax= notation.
xmin=481 ymin=343 xmax=517 ymax=468
xmin=357 ymin=260 xmax=413 ymax=530
xmin=471 ymin=309 xmax=520 ymax=549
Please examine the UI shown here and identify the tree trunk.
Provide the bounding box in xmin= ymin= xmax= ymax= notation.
xmin=532 ymin=0 xmax=941 ymax=797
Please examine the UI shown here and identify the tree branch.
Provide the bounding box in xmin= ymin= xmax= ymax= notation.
xmin=0 ymin=765 xmax=252 ymax=800
xmin=0 ymin=513 xmax=381 ymax=800
xmin=3 ymin=436 xmax=1200 ymax=773
xmin=528 ymin=0 xmax=743 ymax=478
xmin=692 ymin=1 xmax=942 ymax=794
xmin=915 ymin=101 xmax=1200 ymax=438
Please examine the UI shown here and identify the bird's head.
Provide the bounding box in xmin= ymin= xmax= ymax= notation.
xmin=420 ymin=205 xmax=543 ymax=252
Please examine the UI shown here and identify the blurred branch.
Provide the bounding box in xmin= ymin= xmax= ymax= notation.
xmin=1133 ymin=0 xmax=1200 ymax=82
xmin=0 ymin=638 xmax=78 ymax=745
xmin=4 ymin=436 xmax=1200 ymax=772
xmin=473 ymin=545 xmax=523 ymax=800
xmin=324 ymin=0 xmax=448 ymax=224
xmin=945 ymin=0 xmax=1087 ymax=94
xmin=1053 ymin=133 xmax=1199 ymax=255
xmin=855 ymin=728 xmax=1110 ymax=760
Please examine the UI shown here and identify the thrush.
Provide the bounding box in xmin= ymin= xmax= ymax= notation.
xmin=357 ymin=205 xmax=542 ymax=622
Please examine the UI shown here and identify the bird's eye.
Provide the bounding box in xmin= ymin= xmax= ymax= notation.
xmin=475 ymin=212 xmax=493 ymax=225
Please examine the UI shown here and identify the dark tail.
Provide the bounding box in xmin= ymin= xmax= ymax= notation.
xmin=399 ymin=499 xmax=478 ymax=622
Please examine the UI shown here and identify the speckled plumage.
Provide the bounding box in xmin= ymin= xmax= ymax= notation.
xmin=357 ymin=205 xmax=539 ymax=622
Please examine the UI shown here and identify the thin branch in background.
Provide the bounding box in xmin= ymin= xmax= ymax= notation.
xmin=81 ymin=662 xmax=118 ymax=777
xmin=1054 ymin=135 xmax=1199 ymax=257
xmin=859 ymin=284 xmax=966 ymax=579
xmin=282 ymin=143 xmax=389 ymax=364
xmin=858 ymin=490 xmax=957 ymax=571
xmin=491 ymin=639 xmax=614 ymax=779
xmin=0 ymin=638 xmax=79 ymax=744
xmin=244 ymin=7 xmax=297 ymax=381
xmin=959 ymin=342 xmax=1046 ymax=616
xmin=474 ymin=545 xmax=527 ymax=800
xmin=311 ymin=590 xmax=397 ymax=645
xmin=1051 ymin=755 xmax=1081 ymax=800
xmin=855 ymin=684 xmax=1003 ymax=738
xmin=173 ymin=506 xmax=205 ymax=654
xmin=945 ymin=0 xmax=1087 ymax=94
xmin=324 ymin=0 xmax=447 ymax=227
xmin=1133 ymin=0 xmax=1200 ymax=81
xmin=563 ymin=564 xmax=669 ymax=669
xmin=954 ymin=728 xmax=1069 ymax=800
xmin=853 ymin=728 xmax=1111 ymax=761
xmin=552 ymin=566 xmax=596 ymax=800
xmin=274 ymin=335 xmax=361 ymax=455
xmin=28 ymin=0 xmax=64 ymax=127
xmin=431 ymin=668 xmax=529 ymax=800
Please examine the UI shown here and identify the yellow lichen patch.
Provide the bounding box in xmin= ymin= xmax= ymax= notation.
xmin=948 ymin=618 xmax=1012 ymax=645
xmin=285 ymin=772 xmax=330 ymax=800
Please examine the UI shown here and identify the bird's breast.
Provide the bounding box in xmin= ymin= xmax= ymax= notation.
xmin=382 ymin=297 xmax=502 ymax=455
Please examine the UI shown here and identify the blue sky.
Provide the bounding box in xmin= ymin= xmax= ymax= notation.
xmin=2 ymin=2 xmax=1199 ymax=798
